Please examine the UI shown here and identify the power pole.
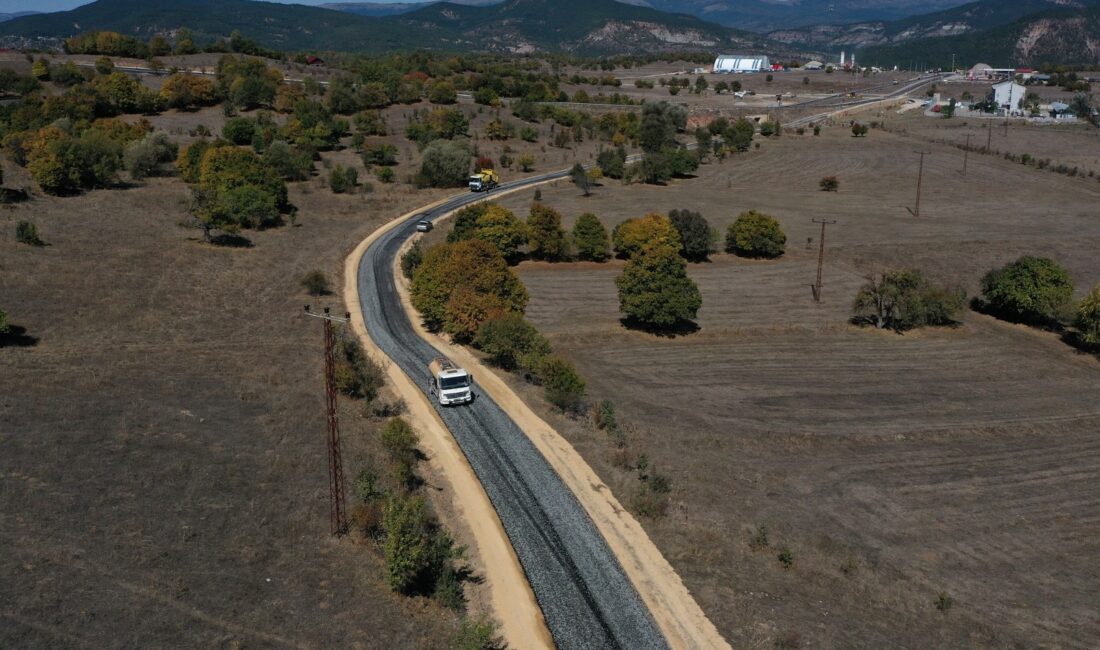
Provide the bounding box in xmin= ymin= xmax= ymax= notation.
xmin=986 ymin=120 xmax=992 ymax=151
xmin=907 ymin=151 xmax=930 ymax=217
xmin=963 ymin=132 xmax=971 ymax=176
xmin=304 ymin=305 xmax=351 ymax=537
xmin=811 ymin=219 xmax=837 ymax=302
xmin=1003 ymin=119 xmax=1009 ymax=137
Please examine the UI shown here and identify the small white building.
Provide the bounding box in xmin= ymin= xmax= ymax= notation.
xmin=992 ymin=80 xmax=1026 ymax=111
xmin=713 ymin=55 xmax=770 ymax=73
xmin=804 ymin=60 xmax=824 ymax=70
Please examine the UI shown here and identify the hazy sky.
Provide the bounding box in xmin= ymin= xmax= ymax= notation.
xmin=0 ymin=0 xmax=411 ymax=13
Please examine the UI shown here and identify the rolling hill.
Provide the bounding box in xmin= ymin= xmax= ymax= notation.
xmin=634 ymin=0 xmax=975 ymax=31
xmin=0 ymin=0 xmax=767 ymax=55
xmin=857 ymin=5 xmax=1100 ymax=66
xmin=767 ymin=0 xmax=1099 ymax=50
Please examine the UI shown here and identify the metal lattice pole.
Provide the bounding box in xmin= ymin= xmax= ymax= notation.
xmin=306 ymin=306 xmax=350 ymax=536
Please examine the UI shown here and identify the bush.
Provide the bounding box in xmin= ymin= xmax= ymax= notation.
xmin=417 ymin=139 xmax=471 ymax=188
xmin=935 ymin=591 xmax=953 ymax=613
xmin=401 ymin=240 xmax=424 ymax=280
xmin=726 ymin=211 xmax=786 ymax=259
xmin=410 ymin=239 xmax=528 ymax=341
xmin=300 ymin=270 xmax=330 ymax=296
xmin=333 ymin=336 xmax=385 ymax=401
xmin=819 ymin=176 xmax=839 ymax=192
xmin=851 ymin=123 xmax=869 ymax=137
xmin=375 ymin=166 xmax=395 ymax=183
xmin=452 ymin=616 xmax=505 ymax=650
xmin=124 ymin=132 xmax=178 ymax=180
xmin=572 ymin=213 xmax=610 ymax=262
xmin=777 ymin=546 xmax=794 ymax=569
xmin=15 ymin=221 xmax=43 ymax=246
xmin=0 ymin=307 xmax=7 ymax=335
xmin=27 ymin=126 xmax=125 ymax=195
xmin=1075 ymin=284 xmax=1100 ymax=347
xmin=980 ymin=256 xmax=1074 ymax=325
xmin=612 ymin=213 xmax=680 ymax=259
xmin=616 ymin=243 xmax=702 ymax=329
xmin=382 ymin=493 xmax=433 ymax=593
xmin=382 ymin=418 xmax=420 ymax=473
xmin=536 ymin=355 xmax=586 ymax=413
xmin=363 ymin=143 xmax=398 ymax=166
xmin=852 ymin=270 xmax=964 ymax=332
xmin=527 ymin=202 xmax=568 ymax=261
xmin=474 ymin=313 xmax=551 ymax=371
xmin=668 ymin=209 xmax=715 ymax=262
xmin=759 ymin=121 xmax=778 ymax=136
xmin=222 ymin=117 xmax=255 ymax=145
xmin=263 ymin=141 xmax=313 ymax=181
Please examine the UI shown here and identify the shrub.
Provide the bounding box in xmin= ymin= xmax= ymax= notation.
xmin=417 ymin=139 xmax=471 ymax=188
xmin=333 ymin=336 xmax=385 ymax=401
xmin=759 ymin=121 xmax=778 ymax=136
xmin=813 ymin=125 xmax=821 ymax=136
xmin=222 ymin=116 xmax=255 ymax=145
xmin=27 ymin=126 xmax=125 ymax=195
xmin=980 ymin=256 xmax=1074 ymax=325
xmin=935 ymin=591 xmax=953 ymax=613
xmin=596 ymin=146 xmax=627 ymax=179
xmin=518 ymin=154 xmax=535 ymax=172
xmin=612 ymin=213 xmax=680 ymax=259
xmin=667 ymin=209 xmax=715 ymax=262
xmin=819 ymin=176 xmax=839 ymax=192
xmin=375 ymin=166 xmax=395 ymax=183
xmin=300 ymin=270 xmax=330 ymax=296
xmin=452 ymin=616 xmax=505 ymax=650
xmin=572 ymin=213 xmax=610 ymax=262
xmin=1075 ymin=284 xmax=1100 ymax=347
xmin=401 ymin=240 xmax=424 ymax=279
xmin=616 ymin=242 xmax=702 ymax=329
xmin=852 ymin=270 xmax=964 ymax=332
xmin=15 ymin=221 xmax=43 ymax=246
xmin=750 ymin=525 xmax=770 ymax=551
xmin=382 ymin=493 xmax=433 ymax=593
xmin=474 ymin=313 xmax=551 ymax=371
xmin=124 ymin=132 xmax=178 ymax=180
xmin=726 ymin=211 xmax=786 ymax=258
xmin=329 ymin=164 xmax=357 ymax=193
xmin=527 ymin=202 xmax=568 ymax=261
xmin=851 ymin=123 xmax=869 ymax=137
xmin=382 ymin=418 xmax=420 ymax=471
xmin=777 ymin=546 xmax=794 ymax=569
xmin=263 ymin=141 xmax=313 ymax=181
xmin=410 ymin=239 xmax=528 ymax=341
xmin=536 ymin=355 xmax=586 ymax=413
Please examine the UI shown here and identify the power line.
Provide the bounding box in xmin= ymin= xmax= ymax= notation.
xmin=304 ymin=305 xmax=351 ymax=537
xmin=811 ymin=219 xmax=837 ymax=302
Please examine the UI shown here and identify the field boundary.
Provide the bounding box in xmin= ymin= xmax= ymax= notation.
xmin=390 ymin=190 xmax=732 ymax=650
xmin=342 ymin=198 xmax=552 ymax=650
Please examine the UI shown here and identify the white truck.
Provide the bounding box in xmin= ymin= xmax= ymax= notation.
xmin=428 ymin=356 xmax=474 ymax=406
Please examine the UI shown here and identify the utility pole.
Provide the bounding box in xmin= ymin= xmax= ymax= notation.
xmin=986 ymin=120 xmax=992 ymax=151
xmin=963 ymin=132 xmax=971 ymax=176
xmin=304 ymin=305 xmax=351 ymax=537
xmin=811 ymin=219 xmax=837 ymax=302
xmin=907 ymin=151 xmax=930 ymax=217
xmin=1003 ymin=119 xmax=1009 ymax=137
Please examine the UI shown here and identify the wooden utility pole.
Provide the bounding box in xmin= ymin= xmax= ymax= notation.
xmin=986 ymin=120 xmax=992 ymax=151
xmin=811 ymin=219 xmax=837 ymax=302
xmin=963 ymin=132 xmax=971 ymax=176
xmin=907 ymin=151 xmax=930 ymax=217
xmin=304 ymin=305 xmax=351 ymax=537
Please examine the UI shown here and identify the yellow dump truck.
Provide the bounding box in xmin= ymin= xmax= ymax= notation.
xmin=428 ymin=356 xmax=474 ymax=406
xmin=468 ymin=168 xmax=500 ymax=192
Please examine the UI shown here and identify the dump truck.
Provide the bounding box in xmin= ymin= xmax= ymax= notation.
xmin=428 ymin=356 xmax=473 ymax=406
xmin=468 ymin=169 xmax=500 ymax=192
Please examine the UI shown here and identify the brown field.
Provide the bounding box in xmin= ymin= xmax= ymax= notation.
xmin=493 ymin=117 xmax=1100 ymax=647
xmin=0 ymin=149 xmax=474 ymax=646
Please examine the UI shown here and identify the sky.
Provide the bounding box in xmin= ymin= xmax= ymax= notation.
xmin=0 ymin=0 xmax=411 ymax=13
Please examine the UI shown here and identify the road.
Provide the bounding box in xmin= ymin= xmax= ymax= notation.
xmin=782 ymin=73 xmax=949 ymax=127
xmin=356 ymin=173 xmax=669 ymax=650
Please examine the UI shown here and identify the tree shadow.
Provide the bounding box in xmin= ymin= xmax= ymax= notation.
xmin=209 ymin=233 xmax=254 ymax=248
xmin=0 ymin=188 xmax=30 ymax=204
xmin=1060 ymin=330 xmax=1099 ymax=357
xmin=969 ymin=297 xmax=1063 ymax=331
xmin=0 ymin=325 xmax=39 ymax=348
xmin=619 ymin=316 xmax=700 ymax=338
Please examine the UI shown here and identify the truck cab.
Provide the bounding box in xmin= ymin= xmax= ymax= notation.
xmin=429 ymin=357 xmax=474 ymax=406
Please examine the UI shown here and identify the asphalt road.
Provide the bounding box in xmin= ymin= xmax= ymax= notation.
xmin=356 ymin=173 xmax=669 ymax=650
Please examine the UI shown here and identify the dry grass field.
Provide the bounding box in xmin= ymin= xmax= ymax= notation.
xmin=493 ymin=117 xmax=1100 ymax=647
xmin=0 ymin=153 xmax=475 ymax=646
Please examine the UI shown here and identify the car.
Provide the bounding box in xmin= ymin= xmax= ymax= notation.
xmin=415 ymin=219 xmax=432 ymax=232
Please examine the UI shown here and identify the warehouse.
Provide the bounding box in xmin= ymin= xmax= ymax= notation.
xmin=713 ymin=55 xmax=770 ymax=73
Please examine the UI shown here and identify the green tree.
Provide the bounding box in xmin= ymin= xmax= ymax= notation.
xmin=616 ymin=243 xmax=702 ymax=329
xmin=527 ymin=202 xmax=567 ymax=261
xmin=94 ymin=56 xmax=114 ymax=75
xmin=536 ymin=355 xmax=586 ymax=413
xmin=980 ymin=256 xmax=1074 ymax=324
xmin=416 ymin=139 xmax=470 ymax=188
xmin=572 ymin=213 xmax=610 ymax=262
xmin=612 ymin=213 xmax=680 ymax=259
xmin=410 ymin=239 xmax=528 ymax=341
xmin=852 ymin=270 xmax=965 ymax=332
xmin=428 ymin=80 xmax=458 ymax=105
xmin=668 ymin=209 xmax=715 ymax=262
xmin=401 ymin=240 xmax=424 ymax=280
xmin=123 ymin=131 xmax=178 ymax=180
xmin=596 ymin=146 xmax=627 ymax=179
xmin=1075 ymin=284 xmax=1100 ymax=347
xmin=15 ymin=221 xmax=43 ymax=246
xmin=726 ymin=210 xmax=786 ymax=258
xmin=383 ymin=493 xmax=434 ymax=593
xmin=222 ymin=117 xmax=256 ymax=145
xmin=570 ymin=161 xmax=591 ymax=196
xmin=474 ymin=313 xmax=551 ymax=371
xmin=262 ymin=141 xmax=313 ymax=181
xmin=472 ymin=204 xmax=527 ymax=263
xmin=448 ymin=203 xmax=487 ymax=243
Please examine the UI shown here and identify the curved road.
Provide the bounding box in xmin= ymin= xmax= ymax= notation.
xmin=356 ymin=173 xmax=669 ymax=650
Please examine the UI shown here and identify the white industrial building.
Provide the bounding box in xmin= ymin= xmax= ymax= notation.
xmin=992 ymin=80 xmax=1026 ymax=111
xmin=713 ymin=55 xmax=770 ymax=73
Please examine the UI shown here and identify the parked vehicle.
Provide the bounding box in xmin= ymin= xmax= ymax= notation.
xmin=428 ymin=356 xmax=473 ymax=405
xmin=468 ymin=169 xmax=500 ymax=192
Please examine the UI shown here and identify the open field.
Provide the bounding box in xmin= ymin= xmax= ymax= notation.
xmin=0 ymin=155 xmax=477 ymax=646
xmin=492 ymin=116 xmax=1100 ymax=647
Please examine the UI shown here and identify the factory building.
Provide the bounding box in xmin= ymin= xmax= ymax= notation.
xmin=713 ymin=55 xmax=770 ymax=73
